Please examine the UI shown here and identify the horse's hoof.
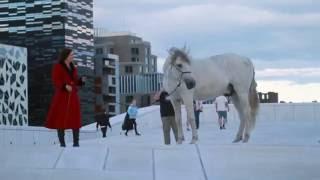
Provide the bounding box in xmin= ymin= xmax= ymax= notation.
xmin=242 ymin=134 xmax=250 ymax=143
xmin=190 ymin=136 xmax=198 ymax=144
xmin=193 ymin=135 xmax=198 ymax=141
xmin=177 ymin=138 xmax=183 ymax=144
xmin=232 ymin=137 xmax=242 ymax=143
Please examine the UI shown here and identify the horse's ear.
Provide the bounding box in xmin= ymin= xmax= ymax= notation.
xmin=168 ymin=47 xmax=177 ymax=55
xmin=182 ymin=45 xmax=190 ymax=56
xmin=182 ymin=44 xmax=187 ymax=52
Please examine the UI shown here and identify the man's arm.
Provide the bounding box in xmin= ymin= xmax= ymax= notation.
xmin=226 ymin=102 xmax=229 ymax=112
xmin=225 ymin=98 xmax=229 ymax=112
xmin=215 ymin=102 xmax=218 ymax=112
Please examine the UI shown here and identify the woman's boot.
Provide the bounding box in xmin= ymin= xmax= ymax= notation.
xmin=72 ymin=129 xmax=80 ymax=147
xmin=57 ymin=129 xmax=66 ymax=147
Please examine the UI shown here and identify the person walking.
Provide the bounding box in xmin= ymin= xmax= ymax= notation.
xmin=126 ymin=98 xmax=141 ymax=136
xmin=95 ymin=111 xmax=111 ymax=138
xmin=45 ymin=48 xmax=86 ymax=147
xmin=194 ymin=100 xmax=203 ymax=129
xmin=154 ymin=91 xmax=178 ymax=145
xmin=214 ymin=95 xmax=229 ymax=130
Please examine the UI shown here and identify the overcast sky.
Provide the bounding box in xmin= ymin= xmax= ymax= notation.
xmin=93 ymin=0 xmax=320 ymax=102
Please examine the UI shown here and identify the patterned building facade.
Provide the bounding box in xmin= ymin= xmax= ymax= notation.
xmin=0 ymin=0 xmax=94 ymax=126
xmin=0 ymin=43 xmax=28 ymax=126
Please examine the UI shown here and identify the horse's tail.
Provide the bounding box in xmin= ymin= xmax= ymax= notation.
xmin=248 ymin=70 xmax=259 ymax=131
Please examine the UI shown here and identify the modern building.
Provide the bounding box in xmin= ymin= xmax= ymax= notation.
xmin=0 ymin=0 xmax=95 ymax=126
xmin=0 ymin=43 xmax=28 ymax=126
xmin=94 ymin=30 xmax=161 ymax=112
xmin=119 ymin=73 xmax=163 ymax=111
xmin=258 ymin=92 xmax=279 ymax=103
xmin=94 ymin=31 xmax=157 ymax=74
xmin=94 ymin=53 xmax=120 ymax=117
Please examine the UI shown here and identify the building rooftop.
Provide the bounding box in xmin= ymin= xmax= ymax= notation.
xmin=94 ymin=29 xmax=137 ymax=37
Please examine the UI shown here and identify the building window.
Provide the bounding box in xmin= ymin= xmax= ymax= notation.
xmin=112 ymin=77 xmax=116 ymax=85
xmin=109 ymin=87 xmax=116 ymax=94
xmin=125 ymin=66 xmax=133 ymax=73
xmin=131 ymin=48 xmax=139 ymax=55
xmin=109 ymin=48 xmax=114 ymax=54
xmin=96 ymin=48 xmax=103 ymax=54
xmin=131 ymin=57 xmax=139 ymax=62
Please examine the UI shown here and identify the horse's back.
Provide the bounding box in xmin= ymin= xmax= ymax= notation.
xmin=209 ymin=53 xmax=252 ymax=67
xmin=207 ymin=53 xmax=255 ymax=91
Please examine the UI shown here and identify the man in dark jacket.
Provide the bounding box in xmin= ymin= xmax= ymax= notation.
xmin=155 ymin=91 xmax=178 ymax=145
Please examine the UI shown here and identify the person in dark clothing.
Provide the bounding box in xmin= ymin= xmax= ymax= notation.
xmin=122 ymin=113 xmax=133 ymax=131
xmin=154 ymin=91 xmax=178 ymax=145
xmin=95 ymin=112 xmax=112 ymax=138
xmin=193 ymin=100 xmax=203 ymax=129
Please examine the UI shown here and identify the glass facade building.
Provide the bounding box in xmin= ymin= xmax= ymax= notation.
xmin=0 ymin=0 xmax=94 ymax=126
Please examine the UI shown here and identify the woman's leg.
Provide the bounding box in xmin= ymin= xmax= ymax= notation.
xmin=133 ymin=119 xmax=141 ymax=136
xmin=57 ymin=129 xmax=66 ymax=147
xmin=72 ymin=129 xmax=80 ymax=147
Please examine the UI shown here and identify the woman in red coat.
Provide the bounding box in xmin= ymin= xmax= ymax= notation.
xmin=45 ymin=48 xmax=85 ymax=147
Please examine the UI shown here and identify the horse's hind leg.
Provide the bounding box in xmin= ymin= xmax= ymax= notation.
xmin=231 ymin=94 xmax=244 ymax=143
xmin=237 ymin=93 xmax=252 ymax=143
xmin=232 ymin=93 xmax=251 ymax=143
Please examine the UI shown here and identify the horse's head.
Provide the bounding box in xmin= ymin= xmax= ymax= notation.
xmin=165 ymin=47 xmax=196 ymax=90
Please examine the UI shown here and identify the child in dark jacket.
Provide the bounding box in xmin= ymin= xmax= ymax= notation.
xmin=95 ymin=112 xmax=111 ymax=138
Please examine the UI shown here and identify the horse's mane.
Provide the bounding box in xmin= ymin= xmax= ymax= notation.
xmin=163 ymin=47 xmax=191 ymax=72
xmin=169 ymin=47 xmax=191 ymax=64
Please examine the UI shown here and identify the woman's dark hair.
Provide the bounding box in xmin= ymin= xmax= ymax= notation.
xmin=58 ymin=48 xmax=72 ymax=63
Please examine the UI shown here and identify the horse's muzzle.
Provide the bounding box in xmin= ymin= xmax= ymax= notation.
xmin=184 ymin=79 xmax=196 ymax=89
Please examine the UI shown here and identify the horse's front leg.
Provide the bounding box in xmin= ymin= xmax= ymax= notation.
xmin=184 ymin=98 xmax=198 ymax=144
xmin=171 ymin=99 xmax=184 ymax=144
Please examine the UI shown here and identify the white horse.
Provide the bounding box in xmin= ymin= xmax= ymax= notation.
xmin=163 ymin=47 xmax=259 ymax=144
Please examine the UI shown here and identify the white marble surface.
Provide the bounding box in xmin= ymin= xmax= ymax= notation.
xmin=56 ymin=146 xmax=108 ymax=169
xmin=0 ymin=146 xmax=61 ymax=168
xmin=155 ymin=147 xmax=205 ymax=180
xmin=0 ymin=103 xmax=320 ymax=180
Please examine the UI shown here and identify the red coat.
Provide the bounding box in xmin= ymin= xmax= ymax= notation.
xmin=45 ymin=63 xmax=83 ymax=129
